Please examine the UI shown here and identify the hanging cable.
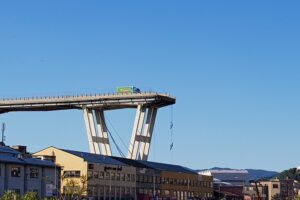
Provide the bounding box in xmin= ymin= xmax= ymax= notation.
xmin=106 ymin=117 xmax=128 ymax=152
xmin=170 ymin=105 xmax=174 ymax=163
xmin=107 ymin=128 xmax=125 ymax=157
xmin=170 ymin=105 xmax=174 ymax=151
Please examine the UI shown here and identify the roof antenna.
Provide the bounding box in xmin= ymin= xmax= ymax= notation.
xmin=1 ymin=123 xmax=6 ymax=145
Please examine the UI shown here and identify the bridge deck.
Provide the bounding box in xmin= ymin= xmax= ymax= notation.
xmin=0 ymin=92 xmax=175 ymax=113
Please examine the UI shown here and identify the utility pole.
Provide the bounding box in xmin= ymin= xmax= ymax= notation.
xmin=1 ymin=123 xmax=5 ymax=144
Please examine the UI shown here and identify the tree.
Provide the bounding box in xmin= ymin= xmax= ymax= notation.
xmin=60 ymin=174 xmax=88 ymax=200
xmin=276 ymin=168 xmax=300 ymax=181
xmin=272 ymin=194 xmax=281 ymax=200
xmin=0 ymin=191 xmax=21 ymax=200
xmin=22 ymin=192 xmax=38 ymax=200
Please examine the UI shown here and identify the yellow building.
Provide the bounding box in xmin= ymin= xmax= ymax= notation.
xmin=34 ymin=147 xmax=136 ymax=200
xmin=113 ymin=157 xmax=214 ymax=200
xmin=34 ymin=147 xmax=213 ymax=200
xmin=259 ymin=179 xmax=280 ymax=200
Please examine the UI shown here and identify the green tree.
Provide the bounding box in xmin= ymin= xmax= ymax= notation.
xmin=272 ymin=194 xmax=281 ymax=200
xmin=60 ymin=174 xmax=88 ymax=200
xmin=0 ymin=191 xmax=21 ymax=200
xmin=22 ymin=192 xmax=38 ymax=200
xmin=276 ymin=168 xmax=300 ymax=181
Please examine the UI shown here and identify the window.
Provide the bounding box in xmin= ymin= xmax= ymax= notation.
xmin=140 ymin=175 xmax=144 ymax=182
xmin=11 ymin=167 xmax=21 ymax=177
xmin=116 ymin=187 xmax=120 ymax=198
xmin=88 ymin=164 xmax=94 ymax=170
xmin=125 ymin=187 xmax=130 ymax=194
xmin=100 ymin=171 xmax=104 ymax=179
xmin=30 ymin=168 xmax=39 ymax=179
xmin=131 ymin=174 xmax=135 ymax=182
xmin=170 ymin=178 xmax=173 ymax=185
xmin=121 ymin=187 xmax=125 ymax=196
xmin=63 ymin=171 xmax=80 ymax=178
xmin=126 ymin=174 xmax=130 ymax=181
xmin=148 ymin=176 xmax=153 ymax=183
xmin=116 ymin=173 xmax=120 ymax=181
xmin=144 ymin=175 xmax=148 ymax=183
xmin=10 ymin=189 xmax=20 ymax=194
xmin=273 ymin=184 xmax=279 ymax=189
xmin=166 ymin=178 xmax=169 ymax=184
xmin=105 ymin=172 xmax=110 ymax=180
xmin=88 ymin=170 xmax=93 ymax=179
xmin=93 ymin=171 xmax=99 ymax=179
xmin=111 ymin=172 xmax=115 ymax=180
xmin=120 ymin=173 xmax=125 ymax=181
xmin=156 ymin=176 xmax=160 ymax=184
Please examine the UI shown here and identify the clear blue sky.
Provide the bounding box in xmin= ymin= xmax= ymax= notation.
xmin=0 ymin=1 xmax=299 ymax=172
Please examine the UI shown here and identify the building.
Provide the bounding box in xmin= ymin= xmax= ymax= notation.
xmin=258 ymin=179 xmax=280 ymax=200
xmin=34 ymin=146 xmax=213 ymax=200
xmin=34 ymin=146 xmax=136 ymax=200
xmin=199 ymin=169 xmax=249 ymax=186
xmin=140 ymin=161 xmax=213 ymax=200
xmin=114 ymin=157 xmax=213 ymax=200
xmin=198 ymin=169 xmax=249 ymax=200
xmin=0 ymin=145 xmax=60 ymax=198
xmin=243 ymin=182 xmax=268 ymax=200
xmin=280 ymin=179 xmax=298 ymax=200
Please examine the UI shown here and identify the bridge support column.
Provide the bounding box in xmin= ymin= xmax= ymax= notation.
xmin=83 ymin=108 xmax=112 ymax=155
xmin=95 ymin=110 xmax=112 ymax=156
xmin=138 ymin=107 xmax=157 ymax=161
xmin=127 ymin=106 xmax=157 ymax=160
xmin=83 ymin=108 xmax=101 ymax=154
xmin=128 ymin=105 xmax=146 ymax=159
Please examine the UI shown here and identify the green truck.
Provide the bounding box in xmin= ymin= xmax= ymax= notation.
xmin=116 ymin=86 xmax=141 ymax=94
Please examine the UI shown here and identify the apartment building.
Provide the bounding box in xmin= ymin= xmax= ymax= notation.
xmin=34 ymin=146 xmax=136 ymax=200
xmin=0 ymin=145 xmax=59 ymax=198
xmin=34 ymin=147 xmax=213 ymax=200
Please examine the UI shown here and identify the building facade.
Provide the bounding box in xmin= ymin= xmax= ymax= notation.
xmin=0 ymin=145 xmax=59 ymax=198
xmin=34 ymin=147 xmax=136 ymax=200
xmin=259 ymin=179 xmax=281 ymax=200
xmin=114 ymin=158 xmax=214 ymax=200
xmin=34 ymin=146 xmax=213 ymax=200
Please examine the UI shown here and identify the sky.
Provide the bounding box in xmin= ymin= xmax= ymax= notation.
xmin=0 ymin=1 xmax=300 ymax=172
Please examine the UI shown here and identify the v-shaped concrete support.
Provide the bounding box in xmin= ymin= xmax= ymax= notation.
xmin=83 ymin=108 xmax=112 ymax=156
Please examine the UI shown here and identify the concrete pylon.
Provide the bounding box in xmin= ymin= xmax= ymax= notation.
xmin=83 ymin=108 xmax=112 ymax=156
xmin=127 ymin=106 xmax=158 ymax=160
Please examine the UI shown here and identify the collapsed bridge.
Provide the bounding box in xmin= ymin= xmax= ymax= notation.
xmin=0 ymin=92 xmax=176 ymax=160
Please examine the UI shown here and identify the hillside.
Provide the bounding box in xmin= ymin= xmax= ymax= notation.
xmin=246 ymin=169 xmax=279 ymax=180
xmin=198 ymin=167 xmax=279 ymax=180
xmin=275 ymin=168 xmax=300 ymax=181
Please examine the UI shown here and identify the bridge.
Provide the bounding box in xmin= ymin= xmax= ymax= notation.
xmin=0 ymin=92 xmax=176 ymax=160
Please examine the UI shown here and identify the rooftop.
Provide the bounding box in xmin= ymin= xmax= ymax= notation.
xmin=0 ymin=146 xmax=55 ymax=167
xmin=60 ymin=148 xmax=127 ymax=166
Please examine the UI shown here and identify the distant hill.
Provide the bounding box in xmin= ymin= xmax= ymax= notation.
xmin=246 ymin=169 xmax=279 ymax=180
xmin=197 ymin=167 xmax=279 ymax=180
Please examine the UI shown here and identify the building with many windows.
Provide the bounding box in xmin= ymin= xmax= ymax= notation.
xmin=0 ymin=145 xmax=59 ymax=198
xmin=138 ymin=160 xmax=213 ymax=200
xmin=34 ymin=146 xmax=136 ymax=200
xmin=114 ymin=157 xmax=214 ymax=199
xmin=34 ymin=146 xmax=213 ymax=200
